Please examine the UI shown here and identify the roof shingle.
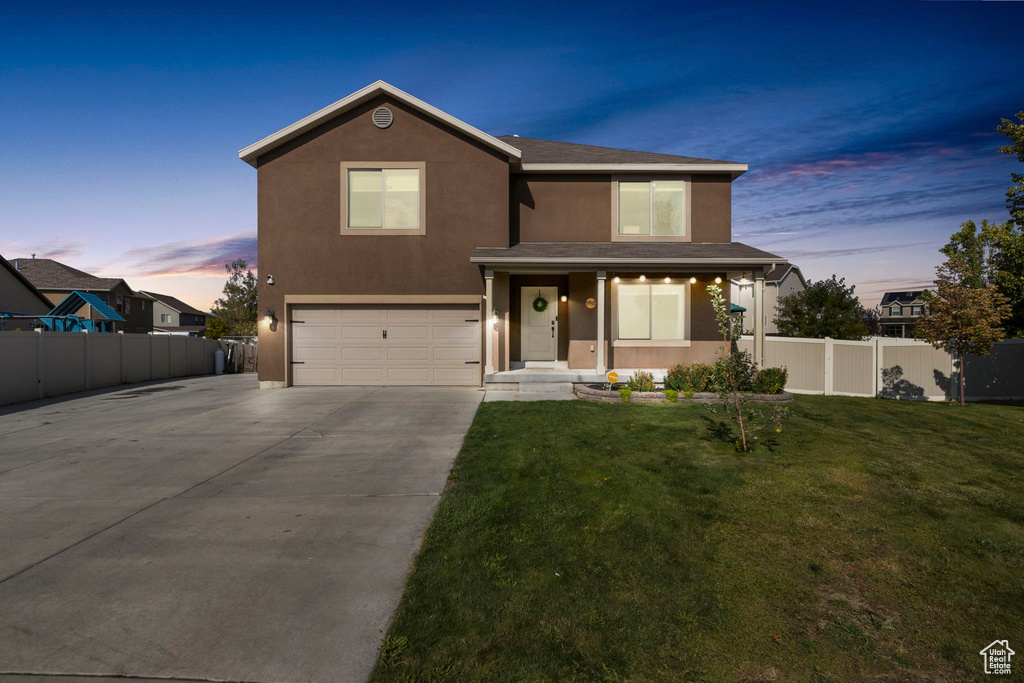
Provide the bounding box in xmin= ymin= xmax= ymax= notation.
xmin=10 ymin=258 xmax=123 ymax=291
xmin=471 ymin=242 xmax=783 ymax=266
xmin=498 ymin=136 xmax=739 ymax=165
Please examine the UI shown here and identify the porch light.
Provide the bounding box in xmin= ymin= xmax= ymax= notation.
xmin=714 ymin=277 xmax=722 ymax=284
xmin=689 ymin=277 xmax=697 ymax=284
xmin=664 ymin=277 xmax=671 ymax=283
xmin=265 ymin=309 xmax=275 ymax=323
xmin=560 ymin=295 xmax=567 ymax=302
xmin=638 ymin=275 xmax=646 ymax=282
xmin=613 ymin=276 xmax=620 ymax=284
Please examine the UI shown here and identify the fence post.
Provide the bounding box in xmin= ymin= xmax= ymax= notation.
xmin=875 ymin=338 xmax=885 ymax=398
xmin=186 ymin=337 xmax=192 ymax=376
xmin=871 ymin=336 xmax=879 ymax=397
xmin=83 ymin=331 xmax=91 ymax=391
xmin=119 ymin=331 xmax=125 ymax=384
xmin=36 ymin=329 xmax=45 ymax=399
xmin=823 ymin=337 xmax=833 ymax=395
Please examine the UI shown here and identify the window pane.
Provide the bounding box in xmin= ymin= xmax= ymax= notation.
xmin=382 ymin=169 xmax=419 ymax=229
xmin=617 ymin=284 xmax=650 ymax=339
xmin=618 ymin=182 xmax=650 ymax=235
xmin=651 ymin=284 xmax=685 ymax=340
xmin=348 ymin=170 xmax=382 ymax=228
xmin=891 ymin=306 xmax=901 ymax=316
xmin=652 ymin=181 xmax=685 ymax=235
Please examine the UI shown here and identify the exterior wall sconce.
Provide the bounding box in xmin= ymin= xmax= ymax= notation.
xmin=612 ymin=276 xmax=620 ymax=284
xmin=265 ymin=309 xmax=275 ymax=322
xmin=560 ymin=295 xmax=567 ymax=302
xmin=266 ymin=275 xmax=275 ymax=285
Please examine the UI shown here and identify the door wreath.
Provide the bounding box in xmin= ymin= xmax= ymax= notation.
xmin=532 ymin=294 xmax=549 ymax=313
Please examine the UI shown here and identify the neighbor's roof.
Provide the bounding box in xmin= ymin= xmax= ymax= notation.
xmin=471 ymin=242 xmax=784 ymax=267
xmin=239 ymin=81 xmax=522 ymax=166
xmin=11 ymin=258 xmax=126 ymax=292
xmin=49 ymin=291 xmax=126 ymax=321
xmin=140 ymin=291 xmax=208 ymax=317
xmin=764 ymin=263 xmax=805 ymax=285
xmin=0 ymin=253 xmax=53 ymax=310
xmin=498 ymin=136 xmax=745 ymax=173
xmin=881 ymin=291 xmax=927 ymax=305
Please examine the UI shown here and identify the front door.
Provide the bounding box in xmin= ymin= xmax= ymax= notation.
xmin=520 ymin=286 xmax=558 ymax=361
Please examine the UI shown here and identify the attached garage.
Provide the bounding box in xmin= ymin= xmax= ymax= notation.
xmin=289 ymin=304 xmax=481 ymax=386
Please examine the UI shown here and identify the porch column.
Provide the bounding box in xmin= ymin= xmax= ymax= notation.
xmin=484 ymin=270 xmax=494 ymax=376
xmin=596 ymin=271 xmax=606 ymax=374
xmin=753 ymin=270 xmax=765 ymax=366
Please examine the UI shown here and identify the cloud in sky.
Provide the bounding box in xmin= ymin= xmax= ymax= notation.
xmin=120 ymin=233 xmax=257 ymax=278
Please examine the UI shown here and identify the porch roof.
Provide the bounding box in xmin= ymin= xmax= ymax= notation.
xmin=471 ymin=241 xmax=785 ymax=269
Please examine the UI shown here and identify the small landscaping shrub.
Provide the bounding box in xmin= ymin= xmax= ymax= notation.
xmin=664 ymin=362 xmax=715 ymax=392
xmin=617 ymin=387 xmax=632 ymax=403
xmin=754 ymin=367 xmax=788 ymax=394
xmin=664 ymin=389 xmax=679 ymax=402
xmin=627 ymin=371 xmax=656 ymax=392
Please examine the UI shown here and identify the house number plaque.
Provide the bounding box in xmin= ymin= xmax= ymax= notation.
xmin=586 ymin=298 xmax=597 ymax=309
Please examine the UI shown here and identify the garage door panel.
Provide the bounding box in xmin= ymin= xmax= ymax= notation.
xmin=290 ymin=304 xmax=481 ymax=386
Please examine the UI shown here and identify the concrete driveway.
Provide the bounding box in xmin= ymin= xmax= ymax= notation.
xmin=0 ymin=375 xmax=481 ymax=683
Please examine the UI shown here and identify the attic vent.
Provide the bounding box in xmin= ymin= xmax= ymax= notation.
xmin=371 ymin=107 xmax=394 ymax=129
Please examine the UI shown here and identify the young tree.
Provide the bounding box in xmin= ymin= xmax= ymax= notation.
xmin=916 ymin=255 xmax=1011 ymax=406
xmin=210 ymin=259 xmax=258 ymax=337
xmin=704 ymin=285 xmax=787 ymax=452
xmin=204 ymin=315 xmax=229 ymax=340
xmin=774 ymin=275 xmax=870 ymax=340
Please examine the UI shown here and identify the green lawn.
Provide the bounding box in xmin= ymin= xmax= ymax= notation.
xmin=373 ymin=397 xmax=1024 ymax=682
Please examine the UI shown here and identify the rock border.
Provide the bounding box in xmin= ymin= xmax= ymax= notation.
xmin=574 ymin=384 xmax=794 ymax=404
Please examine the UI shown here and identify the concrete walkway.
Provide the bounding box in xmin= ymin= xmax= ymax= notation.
xmin=0 ymin=375 xmax=481 ymax=683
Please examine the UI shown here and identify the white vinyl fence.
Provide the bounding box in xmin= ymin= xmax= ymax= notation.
xmin=737 ymin=336 xmax=1024 ymax=401
xmin=0 ymin=331 xmax=225 ymax=407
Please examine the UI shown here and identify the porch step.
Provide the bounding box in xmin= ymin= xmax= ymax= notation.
xmin=518 ymin=382 xmax=575 ymax=394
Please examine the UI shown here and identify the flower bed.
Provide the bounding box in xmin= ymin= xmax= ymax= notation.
xmin=574 ymin=384 xmax=794 ymax=404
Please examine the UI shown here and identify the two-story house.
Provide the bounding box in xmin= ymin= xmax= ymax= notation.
xmin=11 ymin=257 xmax=154 ymax=333
xmin=241 ymin=81 xmax=786 ymax=388
xmin=880 ymin=290 xmax=928 ymax=337
xmin=141 ymin=291 xmax=209 ymax=336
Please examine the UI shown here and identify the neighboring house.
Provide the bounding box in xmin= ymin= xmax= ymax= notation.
xmin=730 ymin=264 xmax=807 ymax=335
xmin=140 ymin=291 xmax=209 ymax=336
xmin=0 ymin=253 xmax=52 ymax=321
xmin=879 ymin=290 xmax=928 ymax=338
xmin=10 ymin=257 xmax=154 ymax=333
xmin=240 ymin=81 xmax=786 ymax=388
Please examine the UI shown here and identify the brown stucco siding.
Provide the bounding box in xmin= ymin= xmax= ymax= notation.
xmin=512 ymin=174 xmax=732 ymax=244
xmin=255 ymin=97 xmax=510 ymax=382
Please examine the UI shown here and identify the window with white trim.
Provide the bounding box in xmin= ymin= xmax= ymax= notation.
xmin=346 ymin=168 xmax=420 ymax=229
xmin=618 ymin=180 xmax=685 ymax=236
xmin=617 ymin=283 xmax=687 ymax=340
xmin=160 ymin=313 xmax=171 ymax=323
xmin=911 ymin=305 xmax=922 ymax=316
xmin=890 ymin=305 xmax=902 ymax=316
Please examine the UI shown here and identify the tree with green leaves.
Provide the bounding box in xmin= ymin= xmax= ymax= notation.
xmin=774 ymin=275 xmax=870 ymax=340
xmin=997 ymin=111 xmax=1024 ymax=228
xmin=208 ymin=259 xmax=258 ymax=338
xmin=916 ymin=255 xmax=1010 ymax=406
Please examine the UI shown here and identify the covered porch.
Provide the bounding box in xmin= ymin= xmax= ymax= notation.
xmin=471 ymin=242 xmax=785 ymax=388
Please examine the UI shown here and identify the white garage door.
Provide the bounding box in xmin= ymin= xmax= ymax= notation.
xmin=290 ymin=304 xmax=481 ymax=386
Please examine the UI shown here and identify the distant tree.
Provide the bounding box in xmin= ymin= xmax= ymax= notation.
xmin=774 ymin=275 xmax=870 ymax=340
xmin=916 ymin=255 xmax=1011 ymax=406
xmin=204 ymin=315 xmax=229 ymax=340
xmin=997 ymin=111 xmax=1024 ymax=228
xmin=210 ymin=259 xmax=258 ymax=337
xmin=861 ymin=306 xmax=882 ymax=337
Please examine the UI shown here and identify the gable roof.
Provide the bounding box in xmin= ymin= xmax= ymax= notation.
xmin=11 ymin=257 xmax=127 ymax=292
xmin=880 ymin=291 xmax=927 ymax=306
xmin=140 ymin=291 xmax=208 ymax=317
xmin=239 ymin=81 xmax=522 ymax=167
xmin=498 ymin=136 xmax=746 ymax=174
xmin=0 ymin=253 xmax=53 ymax=310
xmin=49 ymin=291 xmax=126 ymax=321
xmin=765 ymin=264 xmax=806 ymax=286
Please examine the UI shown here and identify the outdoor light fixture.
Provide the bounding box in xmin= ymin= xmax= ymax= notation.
xmin=265 ymin=310 xmax=275 ymax=322
xmin=714 ymin=277 xmax=722 ymax=284
xmin=664 ymin=277 xmax=671 ymax=283
xmin=560 ymin=295 xmax=567 ymax=302
xmin=613 ymin=276 xmax=620 ymax=283
xmin=638 ymin=275 xmax=646 ymax=282
xmin=266 ymin=274 xmax=275 ymax=285
xmin=689 ymin=277 xmax=697 ymax=284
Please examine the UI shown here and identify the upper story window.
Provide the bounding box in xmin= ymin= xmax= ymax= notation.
xmin=890 ymin=305 xmax=902 ymax=316
xmin=340 ymin=162 xmax=426 ymax=235
xmin=160 ymin=313 xmax=171 ymax=323
xmin=911 ymin=305 xmax=922 ymax=316
xmin=612 ymin=177 xmax=690 ymax=242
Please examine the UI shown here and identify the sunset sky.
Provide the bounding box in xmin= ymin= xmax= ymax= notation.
xmin=1 ymin=0 xmax=1021 ymax=311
